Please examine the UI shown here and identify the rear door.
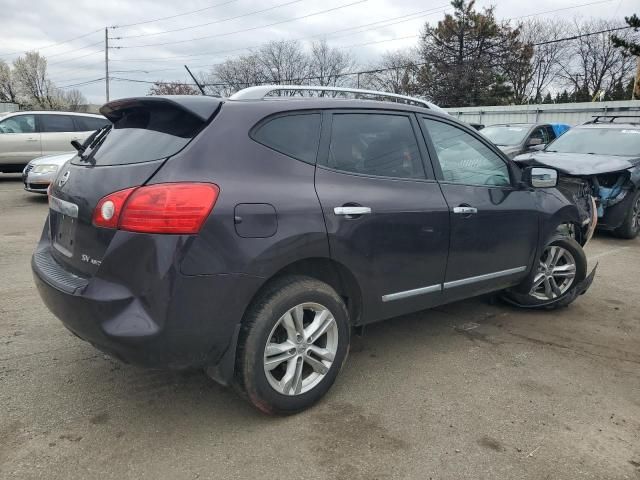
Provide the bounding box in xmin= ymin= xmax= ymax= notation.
xmin=39 ymin=114 xmax=77 ymax=155
xmin=0 ymin=114 xmax=41 ymax=164
xmin=419 ymin=116 xmax=538 ymax=302
xmin=314 ymin=110 xmax=449 ymax=323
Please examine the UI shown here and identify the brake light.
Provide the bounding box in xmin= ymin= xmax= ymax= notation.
xmin=92 ymin=183 xmax=219 ymax=234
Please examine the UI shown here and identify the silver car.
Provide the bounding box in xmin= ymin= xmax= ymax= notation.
xmin=0 ymin=111 xmax=109 ymax=173
xmin=22 ymin=152 xmax=75 ymax=194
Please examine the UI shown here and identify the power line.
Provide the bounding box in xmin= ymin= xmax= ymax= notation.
xmin=511 ymin=0 xmax=614 ymax=19
xmin=114 ymin=0 xmax=369 ymax=49
xmin=58 ymin=77 xmax=105 ymax=89
xmin=117 ymin=0 xmax=309 ymax=39
xmin=111 ymin=0 xmax=240 ymax=29
xmin=0 ymin=28 xmax=102 ymax=58
xmin=45 ymin=40 xmax=104 ymax=59
xmin=48 ymin=50 xmax=103 ymax=66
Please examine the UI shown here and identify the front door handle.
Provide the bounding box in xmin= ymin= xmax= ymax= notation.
xmin=453 ymin=206 xmax=478 ymax=215
xmin=334 ymin=206 xmax=372 ymax=216
xmin=26 ymin=138 xmax=39 ymax=142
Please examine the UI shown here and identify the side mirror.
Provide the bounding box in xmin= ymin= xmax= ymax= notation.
xmin=530 ymin=144 xmax=545 ymax=151
xmin=527 ymin=137 xmax=543 ymax=147
xmin=523 ymin=166 xmax=558 ymax=188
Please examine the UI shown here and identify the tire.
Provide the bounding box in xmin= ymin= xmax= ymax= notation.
xmin=613 ymin=189 xmax=640 ymax=240
xmin=234 ymin=275 xmax=350 ymax=415
xmin=504 ymin=236 xmax=587 ymax=310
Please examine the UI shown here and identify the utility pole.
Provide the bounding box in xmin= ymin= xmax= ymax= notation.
xmin=105 ymin=28 xmax=110 ymax=102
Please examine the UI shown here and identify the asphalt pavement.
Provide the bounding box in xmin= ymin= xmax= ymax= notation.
xmin=1 ymin=173 xmax=639 ymax=480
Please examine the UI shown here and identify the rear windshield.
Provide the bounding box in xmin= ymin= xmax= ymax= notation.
xmin=72 ymin=104 xmax=204 ymax=166
xmin=546 ymin=127 xmax=640 ymax=156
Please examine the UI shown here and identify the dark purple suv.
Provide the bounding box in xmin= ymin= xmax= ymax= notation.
xmin=32 ymin=86 xmax=595 ymax=414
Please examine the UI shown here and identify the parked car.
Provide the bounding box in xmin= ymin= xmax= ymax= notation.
xmin=22 ymin=152 xmax=75 ymax=194
xmin=481 ymin=123 xmax=570 ymax=159
xmin=515 ymin=115 xmax=640 ymax=239
xmin=0 ymin=111 xmax=109 ymax=172
xmin=32 ymin=88 xmax=595 ymax=415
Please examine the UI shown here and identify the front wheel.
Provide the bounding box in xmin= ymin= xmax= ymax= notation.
xmin=613 ymin=189 xmax=640 ymax=239
xmin=503 ymin=236 xmax=587 ymax=309
xmin=234 ymin=275 xmax=350 ymax=415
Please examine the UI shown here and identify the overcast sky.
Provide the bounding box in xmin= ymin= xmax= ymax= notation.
xmin=0 ymin=0 xmax=633 ymax=103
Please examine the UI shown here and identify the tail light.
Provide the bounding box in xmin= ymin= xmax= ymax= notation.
xmin=93 ymin=183 xmax=219 ymax=234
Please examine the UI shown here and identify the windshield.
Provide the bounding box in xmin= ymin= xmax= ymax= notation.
xmin=480 ymin=125 xmax=530 ymax=146
xmin=546 ymin=127 xmax=640 ymax=156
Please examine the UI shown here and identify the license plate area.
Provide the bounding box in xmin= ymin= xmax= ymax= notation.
xmin=49 ymin=196 xmax=79 ymax=258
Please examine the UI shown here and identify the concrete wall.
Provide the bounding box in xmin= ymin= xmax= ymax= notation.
xmin=444 ymin=100 xmax=640 ymax=126
xmin=0 ymin=103 xmax=19 ymax=113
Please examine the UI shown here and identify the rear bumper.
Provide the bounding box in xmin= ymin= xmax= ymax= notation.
xmin=32 ymin=244 xmax=263 ymax=374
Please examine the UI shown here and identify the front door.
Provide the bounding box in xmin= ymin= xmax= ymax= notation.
xmin=314 ymin=111 xmax=450 ymax=323
xmin=419 ymin=116 xmax=539 ymax=302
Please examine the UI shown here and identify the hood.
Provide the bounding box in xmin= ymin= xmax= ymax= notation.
xmin=513 ymin=151 xmax=640 ymax=176
xmin=28 ymin=152 xmax=76 ymax=166
xmin=497 ymin=145 xmax=521 ymax=159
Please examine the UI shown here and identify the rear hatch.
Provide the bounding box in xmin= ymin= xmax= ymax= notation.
xmin=47 ymin=96 xmax=221 ymax=276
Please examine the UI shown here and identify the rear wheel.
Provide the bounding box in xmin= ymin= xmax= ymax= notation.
xmin=504 ymin=236 xmax=587 ymax=309
xmin=613 ymin=190 xmax=640 ymax=239
xmin=234 ymin=275 xmax=350 ymax=415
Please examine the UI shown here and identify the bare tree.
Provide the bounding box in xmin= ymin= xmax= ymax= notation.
xmin=207 ymin=53 xmax=267 ymax=96
xmin=0 ymin=60 xmax=19 ymax=103
xmin=308 ymin=39 xmax=355 ymax=86
xmin=149 ymin=80 xmax=199 ymax=96
xmin=62 ymin=89 xmax=88 ymax=111
xmin=258 ymin=40 xmax=309 ymax=85
xmin=12 ymin=52 xmax=61 ymax=109
xmin=560 ymin=19 xmax=635 ymax=101
xmin=361 ymin=50 xmax=420 ymax=95
xmin=504 ymin=19 xmax=568 ymax=104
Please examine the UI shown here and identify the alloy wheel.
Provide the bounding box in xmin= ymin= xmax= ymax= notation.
xmin=530 ymin=245 xmax=577 ymax=301
xmin=263 ymin=303 xmax=339 ymax=396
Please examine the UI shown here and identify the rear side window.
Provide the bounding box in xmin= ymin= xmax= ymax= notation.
xmin=74 ymin=116 xmax=110 ymax=132
xmin=72 ymin=104 xmax=205 ymax=166
xmin=252 ymin=113 xmax=321 ymax=164
xmin=325 ymin=113 xmax=425 ymax=179
xmin=40 ymin=115 xmax=75 ymax=133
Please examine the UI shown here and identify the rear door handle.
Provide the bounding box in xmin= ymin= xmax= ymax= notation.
xmin=453 ymin=206 xmax=478 ymax=215
xmin=26 ymin=138 xmax=39 ymax=142
xmin=334 ymin=206 xmax=372 ymax=216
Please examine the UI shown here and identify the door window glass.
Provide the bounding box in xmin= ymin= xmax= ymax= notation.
xmin=422 ymin=118 xmax=510 ymax=186
xmin=74 ymin=116 xmax=110 ymax=132
xmin=40 ymin=115 xmax=75 ymax=133
xmin=529 ymin=126 xmax=548 ymax=144
xmin=0 ymin=115 xmax=36 ymax=134
xmin=252 ymin=113 xmax=321 ymax=164
xmin=327 ymin=113 xmax=424 ymax=179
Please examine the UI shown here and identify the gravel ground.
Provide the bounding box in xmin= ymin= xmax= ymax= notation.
xmin=1 ymin=173 xmax=639 ymax=480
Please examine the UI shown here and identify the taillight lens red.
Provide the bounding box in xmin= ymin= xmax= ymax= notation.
xmin=92 ymin=183 xmax=219 ymax=234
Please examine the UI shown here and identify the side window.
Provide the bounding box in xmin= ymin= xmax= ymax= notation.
xmin=252 ymin=113 xmax=321 ymax=164
xmin=0 ymin=115 xmax=36 ymax=134
xmin=422 ymin=118 xmax=510 ymax=187
xmin=326 ymin=113 xmax=424 ymax=179
xmin=39 ymin=115 xmax=75 ymax=133
xmin=529 ymin=126 xmax=548 ymax=144
xmin=74 ymin=116 xmax=110 ymax=132
xmin=544 ymin=125 xmax=556 ymax=142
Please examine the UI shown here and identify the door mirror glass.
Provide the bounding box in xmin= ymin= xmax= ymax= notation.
xmin=527 ymin=167 xmax=558 ymax=188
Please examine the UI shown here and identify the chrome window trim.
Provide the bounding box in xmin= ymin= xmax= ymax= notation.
xmin=49 ymin=195 xmax=79 ymax=218
xmin=443 ymin=266 xmax=527 ymax=290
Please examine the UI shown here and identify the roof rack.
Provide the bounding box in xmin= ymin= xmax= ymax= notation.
xmin=228 ymin=85 xmax=440 ymax=110
xmin=588 ymin=115 xmax=640 ymax=124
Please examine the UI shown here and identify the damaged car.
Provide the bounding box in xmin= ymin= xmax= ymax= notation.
xmin=515 ymin=116 xmax=640 ymax=239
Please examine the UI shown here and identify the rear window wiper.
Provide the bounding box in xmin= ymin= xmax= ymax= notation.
xmin=76 ymin=125 xmax=112 ymax=164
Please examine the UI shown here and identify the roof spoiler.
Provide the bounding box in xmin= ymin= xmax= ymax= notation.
xmin=100 ymin=96 xmax=223 ymax=123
